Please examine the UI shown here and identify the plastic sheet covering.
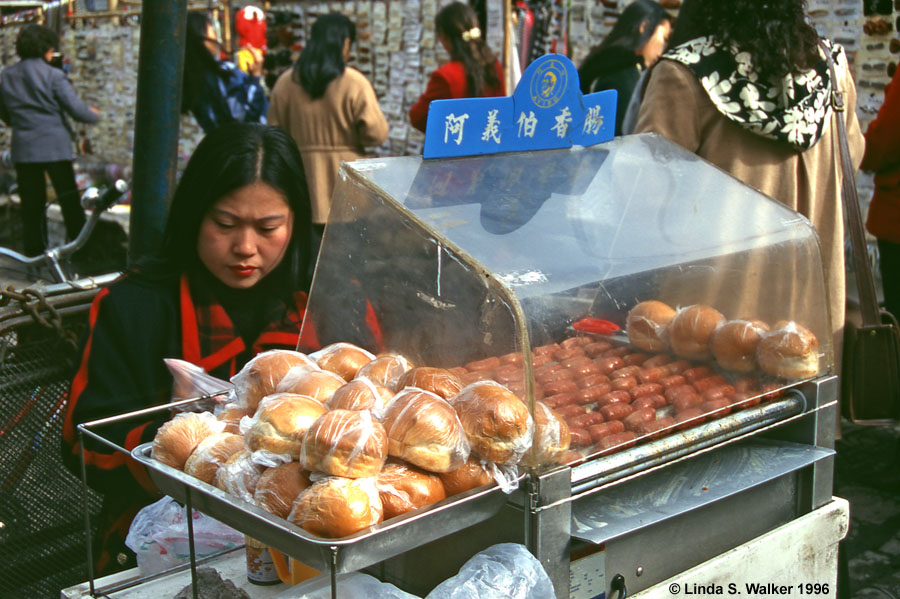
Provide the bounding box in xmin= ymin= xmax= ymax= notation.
xmin=425 ymin=543 xmax=555 ymax=599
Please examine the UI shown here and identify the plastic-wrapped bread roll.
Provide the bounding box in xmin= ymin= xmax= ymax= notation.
xmin=244 ymin=393 xmax=327 ymax=458
xmin=375 ymin=460 xmax=446 ymax=520
xmin=381 ymin=388 xmax=470 ymax=472
xmin=216 ymin=402 xmax=255 ymax=434
xmin=438 ymin=456 xmax=494 ymax=496
xmin=355 ymin=354 xmax=413 ymax=388
xmin=151 ymin=411 xmax=224 ymax=471
xmin=626 ymin=300 xmax=676 ymax=352
xmin=521 ymin=401 xmax=571 ymax=467
xmin=275 ymin=368 xmax=346 ymax=404
xmin=311 ymin=342 xmax=376 ymax=382
xmin=710 ymin=319 xmax=770 ymax=372
xmin=393 ymin=366 xmax=463 ymax=399
xmin=288 ymin=476 xmax=383 ymax=538
xmin=230 ymin=350 xmax=317 ymax=410
xmin=669 ymin=304 xmax=726 ymax=360
xmin=253 ymin=461 xmax=312 ymax=519
xmin=325 ymin=378 xmax=394 ymax=412
xmin=449 ymin=381 xmax=534 ymax=465
xmin=214 ymin=449 xmax=265 ymax=504
xmin=184 ymin=432 xmax=246 ymax=484
xmin=299 ymin=409 xmax=388 ymax=478
xmin=757 ymin=320 xmax=819 ymax=379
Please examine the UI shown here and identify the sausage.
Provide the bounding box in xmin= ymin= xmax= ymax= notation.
xmin=569 ymin=427 xmax=592 ymax=447
xmin=493 ymin=365 xmax=524 ymax=384
xmin=460 ymin=370 xmax=493 ymax=385
xmin=561 ymin=336 xmax=591 ymax=349
xmin=733 ymin=377 xmax=759 ymax=392
xmin=570 ymin=412 xmax=606 ymax=428
xmin=555 ymin=404 xmax=587 ymax=419
xmin=729 ymin=390 xmax=762 ymax=408
xmin=692 ymin=375 xmax=728 ymax=393
xmin=682 ymin=365 xmax=714 ymax=382
xmin=659 ymin=374 xmax=687 ymax=389
xmin=629 ymin=396 xmax=657 ymax=411
xmin=701 ymin=399 xmax=731 ymax=417
xmin=499 ymin=352 xmax=524 ymax=366
xmin=672 ymin=393 xmax=704 ymax=412
xmin=594 ymin=431 xmax=637 ymax=451
xmin=543 ymin=391 xmax=578 ymax=409
xmin=611 ymin=376 xmax=638 ymax=391
xmin=643 ymin=354 xmax=672 ymax=368
xmin=562 ymin=355 xmax=593 ymax=369
xmin=561 ymin=450 xmax=585 ymax=465
xmin=553 ymin=346 xmax=584 ymax=362
xmin=531 ymin=353 xmax=553 ymax=367
xmin=623 ymin=353 xmax=650 ymax=366
xmin=600 ymin=346 xmax=630 ymax=357
xmin=533 ymin=343 xmax=560 ymax=356
xmin=700 ymin=385 xmax=735 ymax=402
xmin=640 ymin=415 xmax=676 ymax=438
xmin=664 ymin=360 xmax=692 ymax=375
xmin=624 ymin=407 xmax=656 ymax=432
xmin=597 ymin=390 xmax=632 ymax=407
xmin=577 ymin=373 xmax=610 ymax=389
xmin=642 ymin=393 xmax=668 ymax=409
xmin=588 ymin=420 xmax=626 ymax=442
xmin=637 ymin=366 xmax=667 ymax=383
xmin=665 ymin=384 xmax=699 ymax=404
xmin=448 ymin=366 xmax=469 ymax=378
xmin=595 ymin=356 xmax=625 ymax=374
xmin=569 ymin=362 xmax=604 ymax=378
xmin=584 ymin=341 xmax=613 ymax=358
xmin=543 ymin=379 xmax=579 ymax=396
xmin=465 ymin=356 xmax=501 ymax=372
xmin=674 ymin=407 xmax=705 ymax=430
xmin=630 ymin=382 xmax=664 ymax=399
xmin=536 ymin=367 xmax=575 ymax=385
xmin=610 ymin=365 xmax=642 ymax=379
xmin=574 ymin=383 xmax=612 ymax=405
xmin=600 ymin=402 xmax=634 ymax=421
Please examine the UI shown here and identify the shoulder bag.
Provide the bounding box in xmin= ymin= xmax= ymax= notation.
xmin=825 ymin=43 xmax=900 ymax=424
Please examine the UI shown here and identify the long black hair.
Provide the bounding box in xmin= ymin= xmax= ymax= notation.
xmin=181 ymin=12 xmax=227 ymax=114
xmin=666 ymin=0 xmax=821 ymax=79
xmin=293 ymin=13 xmax=355 ymax=99
xmin=15 ymin=24 xmax=58 ymax=59
xmin=578 ymin=0 xmax=672 ymax=94
xmin=143 ymin=123 xmax=312 ymax=297
xmin=436 ymin=2 xmax=500 ymax=98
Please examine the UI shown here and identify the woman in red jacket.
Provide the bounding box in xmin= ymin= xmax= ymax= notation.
xmin=863 ymin=66 xmax=900 ymax=320
xmin=409 ymin=2 xmax=505 ymax=133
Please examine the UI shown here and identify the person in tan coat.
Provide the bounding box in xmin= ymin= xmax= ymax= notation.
xmin=267 ymin=13 xmax=389 ymax=242
xmin=634 ymin=0 xmax=864 ymax=373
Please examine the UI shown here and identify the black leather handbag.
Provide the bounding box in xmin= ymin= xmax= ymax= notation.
xmin=826 ymin=45 xmax=900 ymax=424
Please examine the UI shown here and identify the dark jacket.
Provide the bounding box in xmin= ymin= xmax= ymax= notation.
xmin=0 ymin=57 xmax=100 ymax=162
xmin=578 ymin=47 xmax=642 ymax=136
xmin=188 ymin=60 xmax=268 ymax=133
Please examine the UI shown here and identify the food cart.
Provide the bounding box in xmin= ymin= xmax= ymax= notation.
xmin=71 ymin=55 xmax=845 ymax=599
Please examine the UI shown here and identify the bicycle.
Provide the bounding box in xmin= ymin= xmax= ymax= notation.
xmin=0 ymin=179 xmax=129 ymax=286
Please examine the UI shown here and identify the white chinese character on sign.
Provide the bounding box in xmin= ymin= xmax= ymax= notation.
xmin=583 ymin=105 xmax=603 ymax=135
xmin=552 ymin=106 xmax=572 ymax=138
xmin=444 ymin=113 xmax=469 ymax=145
xmin=481 ymin=109 xmax=501 ymax=144
xmin=517 ymin=111 xmax=538 ymax=138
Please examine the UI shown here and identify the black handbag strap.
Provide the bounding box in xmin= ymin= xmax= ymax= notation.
xmin=822 ymin=41 xmax=880 ymax=326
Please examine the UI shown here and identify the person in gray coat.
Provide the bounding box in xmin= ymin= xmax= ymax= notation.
xmin=0 ymin=24 xmax=100 ymax=257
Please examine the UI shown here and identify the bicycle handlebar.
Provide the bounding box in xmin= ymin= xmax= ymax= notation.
xmin=81 ymin=179 xmax=129 ymax=212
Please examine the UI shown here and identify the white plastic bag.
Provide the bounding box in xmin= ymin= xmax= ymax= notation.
xmin=125 ymin=496 xmax=244 ymax=576
xmin=165 ymin=358 xmax=235 ymax=411
xmin=425 ymin=543 xmax=555 ymax=599
xmin=276 ymin=571 xmax=420 ymax=599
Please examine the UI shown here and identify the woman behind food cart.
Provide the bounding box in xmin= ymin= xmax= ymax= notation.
xmin=633 ymin=0 xmax=864 ymax=366
xmin=409 ymin=1 xmax=506 ymax=133
xmin=181 ymin=12 xmax=268 ymax=133
xmin=267 ymin=12 xmax=388 ymax=262
xmin=577 ymin=0 xmax=673 ymax=136
xmin=61 ymin=123 xmax=314 ymax=574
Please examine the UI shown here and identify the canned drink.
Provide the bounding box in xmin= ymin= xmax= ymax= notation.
xmin=245 ymin=536 xmax=280 ymax=585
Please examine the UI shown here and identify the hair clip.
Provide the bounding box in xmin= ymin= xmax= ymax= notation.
xmin=461 ymin=26 xmax=481 ymax=42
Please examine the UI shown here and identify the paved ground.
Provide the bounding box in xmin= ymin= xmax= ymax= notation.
xmin=835 ymin=419 xmax=900 ymax=598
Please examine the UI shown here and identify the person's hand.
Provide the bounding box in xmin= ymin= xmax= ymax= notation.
xmin=248 ymin=47 xmax=264 ymax=77
xmin=90 ymin=106 xmax=101 ymax=116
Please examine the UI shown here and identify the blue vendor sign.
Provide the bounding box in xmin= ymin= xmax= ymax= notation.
xmin=423 ymin=54 xmax=616 ymax=159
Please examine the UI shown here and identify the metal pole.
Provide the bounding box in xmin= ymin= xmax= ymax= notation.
xmin=128 ymin=1 xmax=187 ymax=267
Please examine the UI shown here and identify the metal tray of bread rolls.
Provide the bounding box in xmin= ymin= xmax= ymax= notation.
xmin=132 ymin=443 xmax=513 ymax=574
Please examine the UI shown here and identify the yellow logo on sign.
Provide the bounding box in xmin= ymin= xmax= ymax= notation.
xmin=530 ymin=58 xmax=567 ymax=109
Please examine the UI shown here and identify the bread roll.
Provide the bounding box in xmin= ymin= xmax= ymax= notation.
xmin=382 ymin=389 xmax=469 ymax=472
xmin=214 ymin=449 xmax=264 ymax=503
xmin=711 ymin=319 xmax=770 ymax=372
xmin=275 ymin=368 xmax=346 ymax=403
xmin=184 ymin=432 xmax=245 ymax=484
xmin=253 ymin=461 xmax=311 ymax=519
xmin=151 ymin=412 xmax=224 ymax=471
xmin=522 ymin=402 xmax=571 ymax=467
xmin=355 ymin=354 xmax=413 ymax=388
xmin=626 ymin=300 xmax=676 ymax=352
xmin=757 ymin=321 xmax=819 ymax=380
xmin=450 ymin=381 xmax=533 ymax=465
xmin=312 ymin=342 xmax=376 ymax=381
xmin=394 ymin=367 xmax=463 ymax=399
xmin=216 ymin=402 xmax=255 ymax=434
xmin=376 ymin=460 xmax=447 ymax=520
xmin=325 ymin=378 xmax=394 ymax=412
xmin=231 ymin=350 xmax=317 ymax=410
xmin=669 ymin=304 xmax=725 ymax=360
xmin=288 ymin=476 xmax=383 ymax=538
xmin=244 ymin=393 xmax=327 ymax=458
xmin=438 ymin=457 xmax=494 ymax=496
xmin=300 ymin=409 xmax=388 ymax=478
